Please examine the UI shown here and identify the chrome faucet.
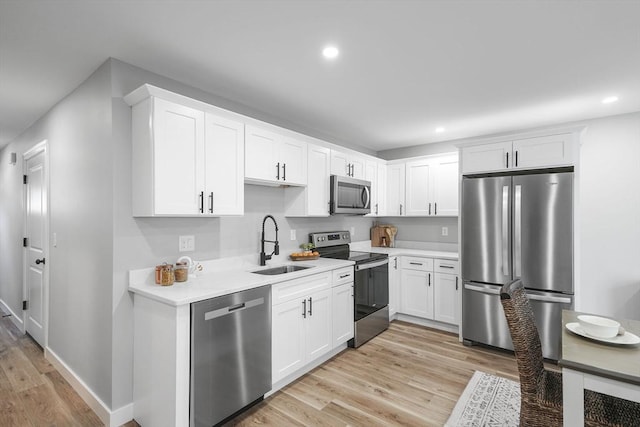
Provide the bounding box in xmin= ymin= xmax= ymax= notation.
xmin=259 ymin=215 xmax=279 ymax=266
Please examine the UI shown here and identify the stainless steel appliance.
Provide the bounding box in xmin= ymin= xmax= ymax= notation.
xmin=330 ymin=175 xmax=371 ymax=215
xmin=190 ymin=285 xmax=271 ymax=427
xmin=462 ymin=168 xmax=574 ymax=360
xmin=310 ymin=231 xmax=389 ymax=347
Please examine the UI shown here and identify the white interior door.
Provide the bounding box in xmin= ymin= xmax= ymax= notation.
xmin=24 ymin=142 xmax=48 ymax=347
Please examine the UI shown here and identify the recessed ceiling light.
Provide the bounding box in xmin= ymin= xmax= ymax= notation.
xmin=322 ymin=46 xmax=339 ymax=60
xmin=602 ymin=96 xmax=619 ymax=104
xmin=435 ymin=127 xmax=445 ymax=133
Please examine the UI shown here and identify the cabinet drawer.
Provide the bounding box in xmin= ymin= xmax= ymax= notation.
xmin=434 ymin=259 xmax=459 ymax=275
xmin=332 ymin=266 xmax=354 ymax=285
xmin=401 ymin=256 xmax=434 ymax=271
xmin=272 ymin=272 xmax=331 ymax=306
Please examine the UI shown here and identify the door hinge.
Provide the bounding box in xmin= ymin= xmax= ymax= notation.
xmin=23 ymin=237 xmax=28 ymax=247
xmin=23 ymin=300 xmax=28 ymax=310
xmin=23 ymin=175 xmax=28 ymax=184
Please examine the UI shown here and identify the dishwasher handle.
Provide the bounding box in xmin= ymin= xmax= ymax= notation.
xmin=204 ymin=297 xmax=265 ymax=321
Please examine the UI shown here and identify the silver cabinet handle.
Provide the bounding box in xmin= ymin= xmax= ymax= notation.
xmin=276 ymin=162 xmax=280 ymax=180
xmin=308 ymin=297 xmax=312 ymax=316
xmin=514 ymin=184 xmax=522 ymax=278
xmin=199 ymin=191 xmax=204 ymax=213
xmin=515 ymin=150 xmax=519 ymax=167
xmin=339 ymin=273 xmax=350 ymax=279
xmin=455 ymin=276 xmax=458 ymax=290
xmin=428 ymin=202 xmax=431 ymax=215
xmin=506 ymin=152 xmax=509 ymax=168
xmin=502 ymin=185 xmax=509 ymax=277
xmin=434 ymin=202 xmax=437 ymax=215
xmin=400 ymin=204 xmax=403 ymax=215
xmin=302 ymin=299 xmax=306 ymax=318
xmin=394 ymin=258 xmax=398 ymax=269
xmin=428 ymin=273 xmax=431 ymax=287
xmin=375 ymin=203 xmax=379 ymax=215
xmin=282 ymin=163 xmax=286 ymax=181
xmin=209 ymin=192 xmax=214 ymax=213
xmin=409 ymin=262 xmax=423 ymax=266
xmin=439 ymin=265 xmax=455 ymax=269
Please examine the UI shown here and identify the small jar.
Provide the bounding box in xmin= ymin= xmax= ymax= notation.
xmin=174 ymin=261 xmax=188 ymax=282
xmin=155 ymin=263 xmax=174 ymax=286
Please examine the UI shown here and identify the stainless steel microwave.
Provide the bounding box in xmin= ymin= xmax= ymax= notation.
xmin=330 ymin=175 xmax=371 ymax=215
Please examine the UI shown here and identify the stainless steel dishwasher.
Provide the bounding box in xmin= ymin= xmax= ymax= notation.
xmin=190 ymin=285 xmax=271 ymax=427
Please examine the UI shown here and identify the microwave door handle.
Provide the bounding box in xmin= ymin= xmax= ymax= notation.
xmin=362 ymin=186 xmax=371 ymax=209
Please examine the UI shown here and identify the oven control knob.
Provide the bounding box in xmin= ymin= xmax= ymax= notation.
xmin=343 ymin=234 xmax=348 ymax=239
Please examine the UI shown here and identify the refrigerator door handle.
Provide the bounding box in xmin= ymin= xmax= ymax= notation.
xmin=527 ymin=293 xmax=572 ymax=304
xmin=502 ymin=185 xmax=510 ymax=277
xmin=464 ymin=283 xmax=501 ymax=295
xmin=514 ymin=184 xmax=522 ymax=278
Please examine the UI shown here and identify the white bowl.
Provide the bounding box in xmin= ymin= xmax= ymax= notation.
xmin=578 ymin=315 xmax=620 ymax=338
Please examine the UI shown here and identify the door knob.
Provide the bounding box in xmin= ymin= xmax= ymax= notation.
xmin=35 ymin=258 xmax=45 ymax=265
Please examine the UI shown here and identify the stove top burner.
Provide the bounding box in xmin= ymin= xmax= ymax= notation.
xmin=309 ymin=231 xmax=388 ymax=264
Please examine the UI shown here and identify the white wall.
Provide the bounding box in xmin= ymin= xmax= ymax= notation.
xmin=0 ymin=62 xmax=115 ymax=406
xmin=578 ymin=112 xmax=640 ymax=319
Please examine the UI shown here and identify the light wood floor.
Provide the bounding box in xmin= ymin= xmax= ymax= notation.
xmin=1 ymin=307 xmax=527 ymax=427
xmin=229 ymin=321 xmax=522 ymax=427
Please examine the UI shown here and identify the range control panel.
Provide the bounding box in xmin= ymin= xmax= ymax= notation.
xmin=309 ymin=231 xmax=351 ymax=248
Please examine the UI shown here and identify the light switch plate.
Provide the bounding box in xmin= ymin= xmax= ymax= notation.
xmin=179 ymin=235 xmax=195 ymax=252
xmin=290 ymin=229 xmax=296 ymax=241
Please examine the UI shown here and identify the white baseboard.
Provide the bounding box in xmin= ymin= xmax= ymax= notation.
xmin=45 ymin=347 xmax=134 ymax=427
xmin=0 ymin=298 xmax=25 ymax=333
xmin=395 ymin=313 xmax=459 ymax=334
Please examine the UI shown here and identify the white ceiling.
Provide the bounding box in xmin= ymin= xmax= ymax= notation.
xmin=1 ymin=0 xmax=639 ymax=152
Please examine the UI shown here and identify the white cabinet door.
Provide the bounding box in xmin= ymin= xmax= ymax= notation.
xmin=332 ymin=283 xmax=354 ymax=346
xmin=434 ymin=273 xmax=459 ymax=325
xmin=272 ymin=298 xmax=306 ymax=383
xmin=306 ymin=144 xmax=331 ymax=216
xmin=461 ymin=141 xmax=511 ymax=174
xmin=204 ymin=113 xmax=244 ymax=215
xmin=376 ymin=164 xmax=387 ymax=216
xmin=432 ymin=154 xmax=459 ymax=216
xmin=280 ymin=137 xmax=307 ymax=185
xmin=386 ymin=163 xmax=406 ymax=216
xmin=305 ymin=288 xmax=332 ymax=361
xmin=245 ymin=125 xmax=281 ymax=183
xmin=331 ymin=149 xmax=365 ymax=179
xmin=330 ymin=150 xmax=350 ymax=177
xmin=365 ymin=160 xmax=379 ymax=216
xmin=152 ymin=98 xmax=205 ymax=215
xmin=400 ymin=269 xmax=434 ymax=318
xmin=512 ymin=133 xmax=573 ymax=169
xmin=405 ymin=159 xmax=433 ymax=216
xmin=388 ymin=256 xmax=400 ymax=317
xmin=350 ymin=155 xmax=366 ymax=180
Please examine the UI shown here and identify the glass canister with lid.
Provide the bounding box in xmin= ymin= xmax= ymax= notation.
xmin=155 ymin=263 xmax=175 ymax=286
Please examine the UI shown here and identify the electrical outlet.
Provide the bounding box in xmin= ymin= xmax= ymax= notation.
xmin=179 ymin=235 xmax=195 ymax=252
xmin=442 ymin=227 xmax=448 ymax=237
xmin=290 ymin=229 xmax=297 ymax=241
xmin=350 ymin=226 xmax=356 ymax=238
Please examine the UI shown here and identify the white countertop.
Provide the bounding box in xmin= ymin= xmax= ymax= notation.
xmin=129 ymin=256 xmax=354 ymax=307
xmin=350 ymin=241 xmax=459 ymax=260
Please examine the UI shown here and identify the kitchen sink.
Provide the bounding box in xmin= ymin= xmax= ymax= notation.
xmin=251 ymin=265 xmax=312 ymax=275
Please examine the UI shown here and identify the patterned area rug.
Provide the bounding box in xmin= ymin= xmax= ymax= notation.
xmin=445 ymin=371 xmax=521 ymax=426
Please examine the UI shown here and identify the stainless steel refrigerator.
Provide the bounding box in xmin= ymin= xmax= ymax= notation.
xmin=461 ymin=168 xmax=574 ymax=360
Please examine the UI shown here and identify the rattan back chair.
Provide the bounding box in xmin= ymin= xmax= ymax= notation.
xmin=500 ymin=279 xmax=640 ymax=427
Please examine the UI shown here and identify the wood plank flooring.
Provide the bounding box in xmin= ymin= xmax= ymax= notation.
xmin=229 ymin=321 xmax=522 ymax=427
xmin=2 ymin=304 xmax=535 ymax=427
xmin=0 ymin=307 xmax=104 ymax=427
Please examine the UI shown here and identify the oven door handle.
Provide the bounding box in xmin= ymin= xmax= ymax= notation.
xmin=355 ymin=258 xmax=389 ymax=271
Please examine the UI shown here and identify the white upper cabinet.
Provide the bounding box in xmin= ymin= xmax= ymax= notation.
xmin=431 ymin=154 xmax=459 ymax=216
xmin=331 ymin=149 xmax=365 ymax=179
xmin=386 ymin=163 xmax=406 ymax=216
xmin=461 ymin=133 xmax=574 ymax=174
xmin=245 ymin=125 xmax=307 ymax=186
xmin=365 ymin=159 xmax=387 ymax=216
xmin=405 ymin=159 xmax=434 ymax=216
xmin=403 ymin=153 xmax=459 ymax=217
xmin=129 ymin=96 xmax=243 ymax=216
xmin=284 ymin=143 xmax=331 ymax=217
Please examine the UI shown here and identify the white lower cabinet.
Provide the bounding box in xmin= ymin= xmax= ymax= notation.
xmin=271 ymin=267 xmax=354 ymax=385
xmin=388 ymin=256 xmax=400 ymax=317
xmin=332 ymin=282 xmax=354 ymax=345
xmin=399 ymin=256 xmax=460 ymax=326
